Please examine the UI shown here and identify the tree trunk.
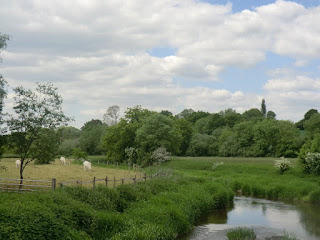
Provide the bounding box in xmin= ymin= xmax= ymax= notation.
xmin=19 ymin=160 xmax=24 ymax=190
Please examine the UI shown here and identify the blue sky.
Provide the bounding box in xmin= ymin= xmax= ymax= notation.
xmin=1 ymin=0 xmax=320 ymax=128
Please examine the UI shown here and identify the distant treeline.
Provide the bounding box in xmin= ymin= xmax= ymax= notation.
xmin=3 ymin=105 xmax=320 ymax=166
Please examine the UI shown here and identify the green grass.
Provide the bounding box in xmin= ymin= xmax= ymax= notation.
xmin=226 ymin=227 xmax=256 ymax=240
xmin=161 ymin=157 xmax=320 ymax=203
xmin=0 ymin=175 xmax=233 ymax=240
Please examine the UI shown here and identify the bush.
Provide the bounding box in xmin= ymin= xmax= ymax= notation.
xmin=274 ymin=157 xmax=293 ymax=174
xmin=303 ymin=152 xmax=320 ymax=175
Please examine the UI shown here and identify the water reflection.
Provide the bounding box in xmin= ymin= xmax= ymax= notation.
xmin=183 ymin=197 xmax=320 ymax=240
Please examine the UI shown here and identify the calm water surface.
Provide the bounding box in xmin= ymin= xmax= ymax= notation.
xmin=183 ymin=196 xmax=320 ymax=240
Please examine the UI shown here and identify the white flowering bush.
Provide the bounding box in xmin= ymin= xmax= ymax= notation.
xmin=274 ymin=157 xmax=293 ymax=174
xmin=212 ymin=161 xmax=224 ymax=171
xmin=304 ymin=152 xmax=320 ymax=175
xmin=150 ymin=147 xmax=171 ymax=165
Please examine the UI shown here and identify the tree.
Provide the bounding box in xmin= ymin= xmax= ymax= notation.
xmin=103 ymin=105 xmax=120 ymax=126
xmin=176 ymin=108 xmax=195 ymax=119
xmin=79 ymin=119 xmax=108 ymax=155
xmin=57 ymin=126 xmax=81 ymax=156
xmin=267 ymin=110 xmax=276 ymax=119
xmin=102 ymin=119 xmax=138 ymax=163
xmin=160 ymin=110 xmax=173 ymax=117
xmin=242 ymin=108 xmax=264 ymax=120
xmin=135 ymin=113 xmax=182 ymax=165
xmin=0 ymin=33 xmax=9 ymax=159
xmin=261 ymin=99 xmax=267 ymax=117
xmin=304 ymin=109 xmax=318 ymax=121
xmin=7 ymin=82 xmax=71 ymax=182
xmin=29 ymin=128 xmax=60 ymax=164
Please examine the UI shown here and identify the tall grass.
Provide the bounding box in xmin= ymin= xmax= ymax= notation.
xmin=0 ymin=175 xmax=233 ymax=240
xmin=163 ymin=157 xmax=320 ymax=203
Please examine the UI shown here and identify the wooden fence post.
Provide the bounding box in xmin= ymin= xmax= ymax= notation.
xmin=105 ymin=176 xmax=108 ymax=187
xmin=113 ymin=176 xmax=116 ymax=188
xmin=52 ymin=178 xmax=56 ymax=190
xmin=93 ymin=177 xmax=96 ymax=189
xmin=59 ymin=182 xmax=63 ymax=188
xmin=122 ymin=178 xmax=124 ymax=184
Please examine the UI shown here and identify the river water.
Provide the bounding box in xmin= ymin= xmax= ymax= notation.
xmin=181 ymin=197 xmax=320 ymax=240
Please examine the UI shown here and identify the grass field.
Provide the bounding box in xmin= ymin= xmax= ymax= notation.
xmin=0 ymin=158 xmax=137 ymax=184
xmin=161 ymin=156 xmax=320 ymax=203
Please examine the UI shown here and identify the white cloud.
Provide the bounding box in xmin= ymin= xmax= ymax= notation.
xmin=1 ymin=0 xmax=320 ymax=127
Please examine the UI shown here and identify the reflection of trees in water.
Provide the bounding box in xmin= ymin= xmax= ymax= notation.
xmin=298 ymin=204 xmax=320 ymax=237
xmin=198 ymin=203 xmax=234 ymax=225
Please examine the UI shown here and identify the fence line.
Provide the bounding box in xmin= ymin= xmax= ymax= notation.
xmin=0 ymin=178 xmax=55 ymax=192
xmin=0 ymin=171 xmax=168 ymax=192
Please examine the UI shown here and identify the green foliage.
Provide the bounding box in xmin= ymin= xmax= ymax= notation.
xmin=304 ymin=113 xmax=320 ymax=138
xmin=72 ymin=148 xmax=88 ymax=160
xmin=187 ymin=133 xmax=215 ymax=156
xmin=261 ymin=98 xmax=267 ymax=117
xmin=30 ymin=128 xmax=60 ymax=164
xmin=102 ymin=119 xmax=138 ymax=163
xmin=227 ymin=227 xmax=256 ymax=240
xmin=175 ymin=118 xmax=193 ymax=155
xmin=150 ymin=147 xmax=171 ymax=164
xmin=242 ymin=108 xmax=265 ymax=120
xmin=274 ymin=157 xmax=293 ymax=174
xmin=79 ymin=119 xmax=108 ymax=155
xmin=135 ymin=113 xmax=182 ymax=163
xmin=6 ymin=82 xmax=71 ymax=179
xmin=302 ymin=152 xmax=320 ymax=175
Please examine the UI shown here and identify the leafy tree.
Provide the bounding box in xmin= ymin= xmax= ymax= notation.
xmin=187 ymin=133 xmax=215 ymax=156
xmin=267 ymin=110 xmax=276 ymax=119
xmin=218 ymin=128 xmax=240 ymax=157
xmin=242 ymin=108 xmax=265 ymax=120
xmin=102 ymin=119 xmax=138 ymax=163
xmin=30 ymin=128 xmax=60 ymax=164
xmin=160 ymin=110 xmax=173 ymax=117
xmin=220 ymin=109 xmax=243 ymax=128
xmin=103 ymin=105 xmax=120 ymax=126
xmin=175 ymin=118 xmax=193 ymax=155
xmin=261 ymin=99 xmax=267 ymax=117
xmin=0 ymin=33 xmax=9 ymax=159
xmin=58 ymin=126 xmax=81 ymax=139
xmin=304 ymin=113 xmax=320 ymax=138
xmin=176 ymin=108 xmax=195 ymax=119
xmin=57 ymin=126 xmax=81 ymax=156
xmin=124 ymin=105 xmax=153 ymax=123
xmin=184 ymin=110 xmax=210 ymax=124
xmin=150 ymin=147 xmax=171 ymax=165
xmin=135 ymin=113 xmax=182 ymax=165
xmin=304 ymin=109 xmax=318 ymax=121
xmin=6 ymin=82 xmax=71 ymax=182
xmin=72 ymin=148 xmax=87 ymax=160
xmin=79 ymin=119 xmax=108 ymax=155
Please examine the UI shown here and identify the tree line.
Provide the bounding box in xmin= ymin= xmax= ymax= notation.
xmin=1 ymin=32 xmax=320 ymax=171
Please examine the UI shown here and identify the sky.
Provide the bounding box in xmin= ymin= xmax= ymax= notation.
xmin=1 ymin=0 xmax=320 ymax=128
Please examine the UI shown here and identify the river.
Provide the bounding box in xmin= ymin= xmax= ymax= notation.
xmin=181 ymin=196 xmax=320 ymax=240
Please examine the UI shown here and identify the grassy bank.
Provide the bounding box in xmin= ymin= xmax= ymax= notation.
xmin=0 ymin=175 xmax=233 ymax=240
xmin=163 ymin=157 xmax=320 ymax=203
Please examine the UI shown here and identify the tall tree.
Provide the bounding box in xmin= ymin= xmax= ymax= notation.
xmin=103 ymin=105 xmax=120 ymax=126
xmin=7 ymin=83 xmax=71 ymax=182
xmin=79 ymin=119 xmax=107 ymax=155
xmin=0 ymin=33 xmax=9 ymax=159
xmin=261 ymin=98 xmax=267 ymax=117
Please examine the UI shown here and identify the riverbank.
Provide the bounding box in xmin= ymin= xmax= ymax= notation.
xmin=163 ymin=157 xmax=320 ymax=204
xmin=0 ymin=175 xmax=234 ymax=240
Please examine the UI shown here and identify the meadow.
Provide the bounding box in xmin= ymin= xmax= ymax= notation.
xmin=0 ymin=156 xmax=320 ymax=240
xmin=0 ymin=158 xmax=136 ymax=183
xmin=162 ymin=156 xmax=320 ymax=203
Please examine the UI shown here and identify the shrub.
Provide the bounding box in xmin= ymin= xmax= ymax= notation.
xmin=303 ymin=152 xmax=320 ymax=175
xmin=274 ymin=157 xmax=293 ymax=174
xmin=150 ymin=147 xmax=171 ymax=165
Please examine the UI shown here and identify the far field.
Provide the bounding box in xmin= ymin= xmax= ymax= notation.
xmin=0 ymin=158 xmax=137 ymax=184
